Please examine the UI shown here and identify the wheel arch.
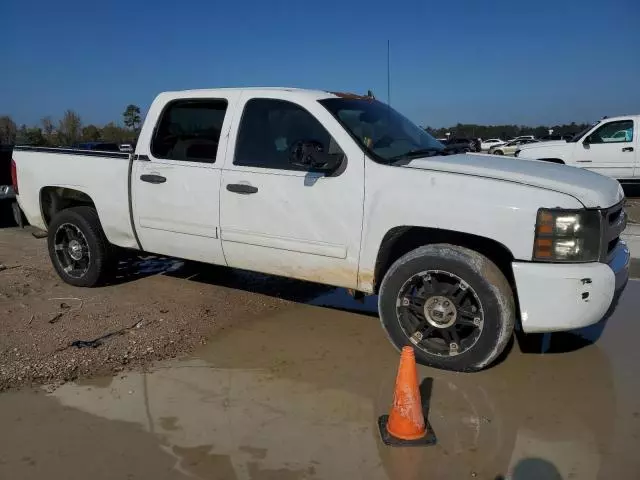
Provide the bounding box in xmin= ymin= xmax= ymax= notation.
xmin=40 ymin=186 xmax=96 ymax=227
xmin=373 ymin=226 xmax=516 ymax=295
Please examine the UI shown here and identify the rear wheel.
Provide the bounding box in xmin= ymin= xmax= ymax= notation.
xmin=493 ymin=150 xmax=504 ymax=155
xmin=378 ymin=244 xmax=515 ymax=371
xmin=47 ymin=206 xmax=114 ymax=287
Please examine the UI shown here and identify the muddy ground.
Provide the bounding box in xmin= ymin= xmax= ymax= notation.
xmin=2 ymin=222 xmax=640 ymax=478
xmin=626 ymin=197 xmax=640 ymax=223
xmin=1 ymin=279 xmax=640 ymax=479
xmin=0 ymin=226 xmax=331 ymax=391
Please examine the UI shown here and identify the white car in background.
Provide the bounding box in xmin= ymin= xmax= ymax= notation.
xmin=480 ymin=138 xmax=505 ymax=151
xmin=489 ymin=139 xmax=539 ymax=156
xmin=509 ymin=135 xmax=536 ymax=142
xmin=516 ymin=114 xmax=638 ymax=182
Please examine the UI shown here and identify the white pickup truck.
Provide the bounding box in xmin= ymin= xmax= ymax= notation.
xmin=12 ymin=88 xmax=630 ymax=371
xmin=516 ymin=114 xmax=639 ymax=183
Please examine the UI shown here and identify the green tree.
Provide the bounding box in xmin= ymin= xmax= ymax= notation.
xmin=101 ymin=122 xmax=128 ymax=142
xmin=16 ymin=125 xmax=46 ymax=146
xmin=41 ymin=116 xmax=56 ymax=146
xmin=82 ymin=124 xmax=101 ymax=142
xmin=123 ymin=104 xmax=141 ymax=131
xmin=0 ymin=115 xmax=17 ymax=144
xmin=57 ymin=110 xmax=82 ymax=146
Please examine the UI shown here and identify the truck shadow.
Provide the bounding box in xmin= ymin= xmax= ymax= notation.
xmin=0 ymin=203 xmax=18 ymax=228
xmin=110 ymin=254 xmax=378 ymax=316
xmin=110 ymin=254 xmax=616 ymax=353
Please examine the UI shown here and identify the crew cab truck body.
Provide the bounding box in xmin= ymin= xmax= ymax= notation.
xmin=516 ymin=114 xmax=639 ymax=183
xmin=12 ymin=88 xmax=630 ymax=371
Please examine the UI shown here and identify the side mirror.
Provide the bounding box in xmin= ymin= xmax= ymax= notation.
xmin=583 ymin=136 xmax=591 ymax=148
xmin=289 ymin=140 xmax=342 ymax=173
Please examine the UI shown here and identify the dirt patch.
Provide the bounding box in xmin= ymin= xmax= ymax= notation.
xmin=0 ymin=227 xmax=330 ymax=392
xmin=625 ymin=198 xmax=640 ymax=224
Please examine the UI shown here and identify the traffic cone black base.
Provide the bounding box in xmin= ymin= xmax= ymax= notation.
xmin=378 ymin=415 xmax=437 ymax=447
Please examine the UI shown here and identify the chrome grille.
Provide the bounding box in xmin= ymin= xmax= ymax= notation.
xmin=600 ymin=202 xmax=626 ymax=262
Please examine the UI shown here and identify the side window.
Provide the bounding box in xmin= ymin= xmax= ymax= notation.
xmin=588 ymin=120 xmax=634 ymax=144
xmin=151 ymin=99 xmax=228 ymax=163
xmin=235 ymin=98 xmax=341 ymax=170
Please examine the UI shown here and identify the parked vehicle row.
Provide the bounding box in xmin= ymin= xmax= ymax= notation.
xmin=12 ymin=87 xmax=630 ymax=372
xmin=71 ymin=142 xmax=135 ymax=153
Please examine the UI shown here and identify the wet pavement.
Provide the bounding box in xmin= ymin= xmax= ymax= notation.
xmin=2 ymin=282 xmax=640 ymax=479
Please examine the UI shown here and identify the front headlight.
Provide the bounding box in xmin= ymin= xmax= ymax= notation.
xmin=533 ymin=208 xmax=601 ymax=262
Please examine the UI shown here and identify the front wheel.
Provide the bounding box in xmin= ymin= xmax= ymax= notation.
xmin=378 ymin=244 xmax=515 ymax=372
xmin=47 ymin=206 xmax=114 ymax=287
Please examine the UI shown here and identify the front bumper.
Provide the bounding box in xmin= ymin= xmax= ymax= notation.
xmin=512 ymin=241 xmax=630 ymax=333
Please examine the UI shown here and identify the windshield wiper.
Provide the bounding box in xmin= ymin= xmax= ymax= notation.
xmin=388 ymin=148 xmax=446 ymax=162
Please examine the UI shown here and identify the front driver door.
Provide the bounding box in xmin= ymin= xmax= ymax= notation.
xmin=132 ymin=93 xmax=240 ymax=264
xmin=219 ymin=94 xmax=365 ymax=289
xmin=577 ymin=119 xmax=636 ymax=180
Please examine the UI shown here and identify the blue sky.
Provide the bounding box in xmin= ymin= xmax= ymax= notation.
xmin=3 ymin=0 xmax=639 ymax=128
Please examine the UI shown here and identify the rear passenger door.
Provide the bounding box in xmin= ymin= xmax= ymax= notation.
xmin=132 ymin=93 xmax=240 ymax=264
xmin=577 ymin=119 xmax=636 ymax=179
xmin=219 ymin=93 xmax=365 ymax=289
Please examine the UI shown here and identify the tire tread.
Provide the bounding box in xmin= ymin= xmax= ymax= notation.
xmin=47 ymin=206 xmax=113 ymax=287
xmin=378 ymin=243 xmax=515 ymax=371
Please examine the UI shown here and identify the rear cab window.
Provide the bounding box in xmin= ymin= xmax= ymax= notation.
xmin=151 ymin=99 xmax=228 ymax=163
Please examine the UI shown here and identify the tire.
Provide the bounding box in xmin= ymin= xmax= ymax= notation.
xmin=494 ymin=150 xmax=504 ymax=155
xmin=378 ymin=244 xmax=515 ymax=372
xmin=47 ymin=206 xmax=114 ymax=287
xmin=11 ymin=202 xmax=26 ymax=228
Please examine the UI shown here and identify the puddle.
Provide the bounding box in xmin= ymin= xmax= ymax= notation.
xmin=2 ymin=283 xmax=640 ymax=479
xmin=308 ymin=288 xmax=379 ymax=315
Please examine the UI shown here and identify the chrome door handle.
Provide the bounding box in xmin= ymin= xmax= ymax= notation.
xmin=140 ymin=174 xmax=166 ymax=184
xmin=622 ymin=147 xmax=634 ymax=152
xmin=226 ymin=183 xmax=258 ymax=194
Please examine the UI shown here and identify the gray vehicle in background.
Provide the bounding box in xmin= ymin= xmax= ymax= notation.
xmin=0 ymin=145 xmax=26 ymax=226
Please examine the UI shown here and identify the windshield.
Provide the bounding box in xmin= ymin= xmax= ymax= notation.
xmin=568 ymin=122 xmax=599 ymax=142
xmin=319 ymin=98 xmax=444 ymax=162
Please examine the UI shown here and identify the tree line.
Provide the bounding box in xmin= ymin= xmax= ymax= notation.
xmin=424 ymin=122 xmax=592 ymax=140
xmin=0 ymin=105 xmax=142 ymax=146
xmin=1 ymin=107 xmax=593 ymax=146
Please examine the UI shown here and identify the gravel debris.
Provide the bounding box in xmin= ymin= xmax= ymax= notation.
xmin=0 ymin=227 xmax=329 ymax=391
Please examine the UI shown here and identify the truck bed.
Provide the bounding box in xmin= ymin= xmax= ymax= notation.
xmin=13 ymin=146 xmax=139 ymax=249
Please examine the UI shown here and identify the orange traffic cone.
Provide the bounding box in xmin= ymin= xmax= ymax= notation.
xmin=378 ymin=346 xmax=437 ymax=446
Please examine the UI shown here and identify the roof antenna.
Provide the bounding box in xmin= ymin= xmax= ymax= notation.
xmin=387 ymin=40 xmax=391 ymax=106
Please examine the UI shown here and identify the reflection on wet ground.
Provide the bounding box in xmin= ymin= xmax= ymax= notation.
xmin=2 ymin=282 xmax=640 ymax=479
